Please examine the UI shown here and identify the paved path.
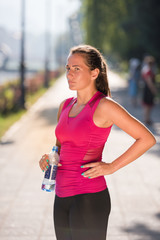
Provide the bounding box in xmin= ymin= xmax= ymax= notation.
xmin=0 ymin=71 xmax=160 ymax=240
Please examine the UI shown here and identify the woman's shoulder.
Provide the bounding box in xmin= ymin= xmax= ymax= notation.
xmin=58 ymin=97 xmax=75 ymax=115
xmin=93 ymin=96 xmax=121 ymax=128
xmin=97 ymin=96 xmax=128 ymax=119
xmin=59 ymin=99 xmax=66 ymax=110
xmin=59 ymin=97 xmax=74 ymax=108
xmin=99 ymin=96 xmax=121 ymax=110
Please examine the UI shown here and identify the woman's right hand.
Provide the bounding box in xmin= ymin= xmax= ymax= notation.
xmin=39 ymin=154 xmax=49 ymax=172
xmin=39 ymin=153 xmax=62 ymax=172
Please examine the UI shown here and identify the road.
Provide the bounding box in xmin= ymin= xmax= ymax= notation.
xmin=0 ymin=71 xmax=160 ymax=240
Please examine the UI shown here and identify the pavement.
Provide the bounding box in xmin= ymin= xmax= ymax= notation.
xmin=0 ymin=71 xmax=160 ymax=240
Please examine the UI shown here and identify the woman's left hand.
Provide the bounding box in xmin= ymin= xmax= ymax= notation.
xmin=81 ymin=162 xmax=114 ymax=179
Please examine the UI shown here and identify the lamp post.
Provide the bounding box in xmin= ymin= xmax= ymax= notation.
xmin=44 ymin=0 xmax=51 ymax=88
xmin=20 ymin=0 xmax=26 ymax=108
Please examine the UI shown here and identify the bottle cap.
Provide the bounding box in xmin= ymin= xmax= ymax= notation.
xmin=52 ymin=146 xmax=58 ymax=152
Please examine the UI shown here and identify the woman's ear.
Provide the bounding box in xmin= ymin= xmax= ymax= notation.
xmin=91 ymin=68 xmax=99 ymax=80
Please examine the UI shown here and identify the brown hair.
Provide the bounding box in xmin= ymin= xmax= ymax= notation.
xmin=144 ymin=56 xmax=155 ymax=64
xmin=69 ymin=45 xmax=111 ymax=96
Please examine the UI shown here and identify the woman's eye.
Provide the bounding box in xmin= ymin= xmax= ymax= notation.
xmin=75 ymin=67 xmax=80 ymax=71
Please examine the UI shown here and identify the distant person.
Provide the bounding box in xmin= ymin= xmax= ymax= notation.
xmin=141 ymin=56 xmax=157 ymax=125
xmin=39 ymin=45 xmax=156 ymax=240
xmin=128 ymin=58 xmax=141 ymax=106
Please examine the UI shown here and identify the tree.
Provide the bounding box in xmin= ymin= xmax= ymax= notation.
xmin=81 ymin=0 xmax=160 ymax=64
xmin=81 ymin=0 xmax=109 ymax=52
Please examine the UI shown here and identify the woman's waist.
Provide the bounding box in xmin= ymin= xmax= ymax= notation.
xmin=56 ymin=170 xmax=106 ymax=186
xmin=59 ymin=157 xmax=101 ymax=170
xmin=56 ymin=163 xmax=104 ymax=186
xmin=60 ymin=146 xmax=86 ymax=161
xmin=56 ymin=170 xmax=107 ymax=197
xmin=60 ymin=144 xmax=103 ymax=163
xmin=57 ymin=164 xmax=83 ymax=173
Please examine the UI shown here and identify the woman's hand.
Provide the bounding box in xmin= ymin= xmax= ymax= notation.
xmin=81 ymin=162 xmax=114 ymax=179
xmin=39 ymin=154 xmax=62 ymax=172
xmin=39 ymin=154 xmax=49 ymax=172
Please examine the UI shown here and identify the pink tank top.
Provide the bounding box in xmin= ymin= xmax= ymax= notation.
xmin=55 ymin=91 xmax=112 ymax=197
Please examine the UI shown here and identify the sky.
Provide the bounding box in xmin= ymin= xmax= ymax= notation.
xmin=0 ymin=0 xmax=81 ymax=36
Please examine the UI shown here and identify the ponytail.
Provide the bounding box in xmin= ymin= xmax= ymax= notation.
xmin=95 ymin=60 xmax=111 ymax=97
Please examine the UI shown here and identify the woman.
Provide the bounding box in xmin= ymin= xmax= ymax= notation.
xmin=128 ymin=58 xmax=141 ymax=107
xmin=141 ymin=56 xmax=157 ymax=125
xmin=39 ymin=45 xmax=156 ymax=240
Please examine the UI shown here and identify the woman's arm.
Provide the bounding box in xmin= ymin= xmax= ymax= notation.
xmin=39 ymin=100 xmax=65 ymax=171
xmin=55 ymin=99 xmax=66 ymax=154
xmin=81 ymin=99 xmax=156 ymax=178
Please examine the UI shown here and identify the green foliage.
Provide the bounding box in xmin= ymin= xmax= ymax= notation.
xmin=0 ymin=71 xmax=60 ymax=114
xmin=0 ymin=81 xmax=21 ymax=114
xmin=81 ymin=0 xmax=160 ymax=64
xmin=0 ymin=72 xmax=60 ymax=138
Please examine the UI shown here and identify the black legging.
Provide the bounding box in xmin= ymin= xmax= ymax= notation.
xmin=53 ymin=188 xmax=111 ymax=240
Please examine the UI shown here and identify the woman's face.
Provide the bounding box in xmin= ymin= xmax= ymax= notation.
xmin=65 ymin=54 xmax=95 ymax=91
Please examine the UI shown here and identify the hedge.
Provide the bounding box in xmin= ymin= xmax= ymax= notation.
xmin=0 ymin=70 xmax=60 ymax=114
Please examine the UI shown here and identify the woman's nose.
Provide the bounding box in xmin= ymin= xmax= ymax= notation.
xmin=67 ymin=69 xmax=73 ymax=76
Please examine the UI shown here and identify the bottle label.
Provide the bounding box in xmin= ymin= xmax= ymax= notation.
xmin=44 ymin=164 xmax=58 ymax=180
xmin=52 ymin=165 xmax=58 ymax=179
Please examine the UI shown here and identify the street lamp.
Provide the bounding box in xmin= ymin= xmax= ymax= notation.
xmin=20 ymin=0 xmax=26 ymax=108
xmin=44 ymin=0 xmax=52 ymax=88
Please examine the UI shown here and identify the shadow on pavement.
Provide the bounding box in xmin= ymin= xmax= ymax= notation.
xmin=36 ymin=107 xmax=59 ymax=126
xmin=122 ymin=212 xmax=160 ymax=240
xmin=0 ymin=140 xmax=14 ymax=145
xmin=155 ymin=213 xmax=160 ymax=219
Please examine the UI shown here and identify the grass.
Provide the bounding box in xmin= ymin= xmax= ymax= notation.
xmin=0 ymin=78 xmax=57 ymax=139
xmin=26 ymin=87 xmax=48 ymax=108
xmin=0 ymin=110 xmax=26 ymax=138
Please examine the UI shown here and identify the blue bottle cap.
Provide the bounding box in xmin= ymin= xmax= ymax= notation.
xmin=52 ymin=146 xmax=58 ymax=152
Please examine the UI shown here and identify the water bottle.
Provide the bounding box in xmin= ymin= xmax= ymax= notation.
xmin=41 ymin=146 xmax=59 ymax=192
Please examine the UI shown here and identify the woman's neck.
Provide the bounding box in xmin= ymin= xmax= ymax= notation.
xmin=76 ymin=89 xmax=97 ymax=106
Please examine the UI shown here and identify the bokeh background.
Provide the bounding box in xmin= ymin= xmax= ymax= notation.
xmin=0 ymin=1 xmax=160 ymax=240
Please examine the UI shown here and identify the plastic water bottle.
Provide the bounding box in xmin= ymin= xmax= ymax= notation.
xmin=41 ymin=146 xmax=59 ymax=192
